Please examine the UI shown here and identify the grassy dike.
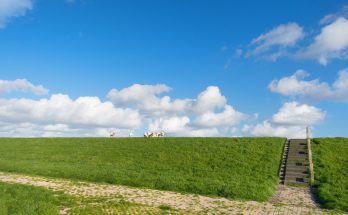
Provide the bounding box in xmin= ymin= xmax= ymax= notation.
xmin=0 ymin=137 xmax=285 ymax=201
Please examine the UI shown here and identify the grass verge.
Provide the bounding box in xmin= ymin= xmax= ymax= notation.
xmin=0 ymin=182 xmax=171 ymax=214
xmin=0 ymin=182 xmax=59 ymax=215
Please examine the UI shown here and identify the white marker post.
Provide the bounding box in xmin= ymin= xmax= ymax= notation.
xmin=307 ymin=127 xmax=314 ymax=184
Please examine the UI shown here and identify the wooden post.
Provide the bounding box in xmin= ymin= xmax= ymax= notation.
xmin=307 ymin=127 xmax=314 ymax=184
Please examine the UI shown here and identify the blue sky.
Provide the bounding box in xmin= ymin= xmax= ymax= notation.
xmin=0 ymin=0 xmax=347 ymax=137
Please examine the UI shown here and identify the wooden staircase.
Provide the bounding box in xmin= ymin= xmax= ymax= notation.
xmin=280 ymin=139 xmax=311 ymax=186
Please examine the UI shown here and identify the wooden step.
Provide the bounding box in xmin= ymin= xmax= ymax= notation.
xmin=286 ymin=164 xmax=309 ymax=170
xmin=287 ymin=154 xmax=308 ymax=159
xmin=286 ymin=161 xmax=309 ymax=166
xmin=288 ymin=148 xmax=308 ymax=152
xmin=285 ymin=176 xmax=309 ymax=184
xmin=284 ymin=172 xmax=309 ymax=178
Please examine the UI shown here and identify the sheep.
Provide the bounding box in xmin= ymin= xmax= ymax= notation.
xmin=144 ymin=131 xmax=165 ymax=138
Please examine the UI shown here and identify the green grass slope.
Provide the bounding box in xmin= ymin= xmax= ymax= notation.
xmin=312 ymin=138 xmax=348 ymax=212
xmin=0 ymin=137 xmax=285 ymax=201
xmin=0 ymin=182 xmax=59 ymax=215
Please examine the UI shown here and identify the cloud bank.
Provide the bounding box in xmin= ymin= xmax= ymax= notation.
xmin=108 ymin=85 xmax=246 ymax=137
xmin=0 ymin=80 xmax=247 ymax=137
xmin=0 ymin=78 xmax=331 ymax=138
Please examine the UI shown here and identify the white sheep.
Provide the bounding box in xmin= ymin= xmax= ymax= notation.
xmin=110 ymin=132 xmax=116 ymax=137
xmin=144 ymin=131 xmax=165 ymax=138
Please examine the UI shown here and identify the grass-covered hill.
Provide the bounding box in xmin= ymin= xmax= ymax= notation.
xmin=0 ymin=137 xmax=285 ymax=201
xmin=312 ymin=138 xmax=348 ymax=212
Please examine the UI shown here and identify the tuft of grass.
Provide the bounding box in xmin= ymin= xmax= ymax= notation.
xmin=0 ymin=137 xmax=285 ymax=201
xmin=312 ymin=138 xmax=348 ymax=212
xmin=0 ymin=182 xmax=60 ymax=215
xmin=158 ymin=204 xmax=172 ymax=210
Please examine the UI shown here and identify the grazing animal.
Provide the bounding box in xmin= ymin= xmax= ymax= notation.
xmin=110 ymin=132 xmax=116 ymax=137
xmin=144 ymin=131 xmax=165 ymax=138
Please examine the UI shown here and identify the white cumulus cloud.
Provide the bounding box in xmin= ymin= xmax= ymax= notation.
xmin=194 ymin=105 xmax=245 ymax=127
xmin=108 ymin=84 xmax=247 ymax=136
xmin=194 ymin=86 xmax=227 ymax=113
xmin=243 ymin=102 xmax=325 ymax=138
xmin=0 ymin=79 xmax=49 ymax=95
xmin=107 ymin=84 xmax=191 ymax=117
xmin=296 ymin=17 xmax=348 ymax=65
xmin=243 ymin=121 xmax=306 ymax=138
xmin=272 ymin=102 xmax=326 ymax=125
xmin=269 ymin=69 xmax=348 ymax=102
xmin=0 ymin=94 xmax=141 ymax=137
xmin=148 ymin=116 xmax=220 ymax=137
xmin=0 ymin=0 xmax=33 ymax=28
xmin=107 ymin=84 xmax=171 ymax=105
xmin=0 ymin=94 xmax=141 ymax=128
